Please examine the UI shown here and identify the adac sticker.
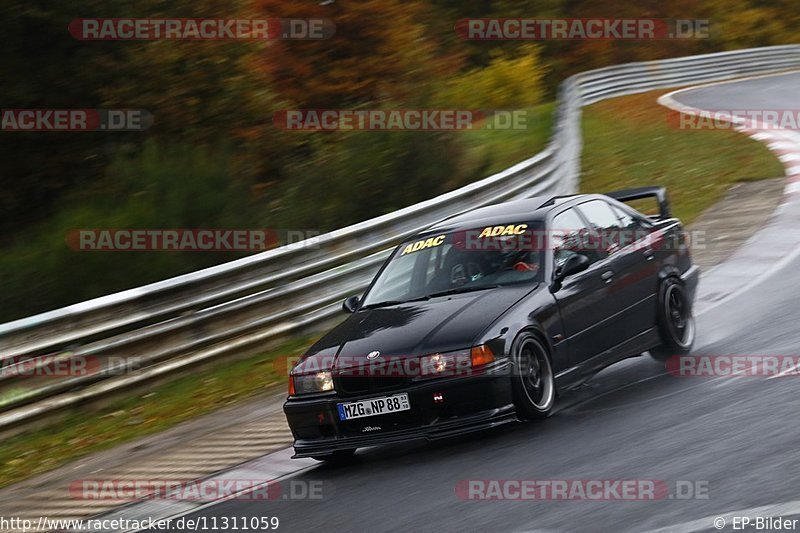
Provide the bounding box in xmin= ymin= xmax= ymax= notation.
xmin=477 ymin=224 xmax=528 ymax=238
xmin=400 ymin=235 xmax=446 ymax=255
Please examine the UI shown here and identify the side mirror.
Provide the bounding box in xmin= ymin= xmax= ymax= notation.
xmin=551 ymin=254 xmax=590 ymax=290
xmin=342 ymin=295 xmax=361 ymax=313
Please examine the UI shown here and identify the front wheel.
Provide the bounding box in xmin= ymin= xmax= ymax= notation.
xmin=650 ymin=277 xmax=695 ymax=362
xmin=511 ymin=333 xmax=556 ymax=420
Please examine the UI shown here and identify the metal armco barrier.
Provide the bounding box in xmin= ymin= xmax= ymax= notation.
xmin=1 ymin=45 xmax=799 ymax=434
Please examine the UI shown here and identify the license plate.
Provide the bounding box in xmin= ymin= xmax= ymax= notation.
xmin=337 ymin=394 xmax=411 ymax=421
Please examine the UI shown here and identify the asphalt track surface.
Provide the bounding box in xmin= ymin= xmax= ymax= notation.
xmin=147 ymin=72 xmax=800 ymax=533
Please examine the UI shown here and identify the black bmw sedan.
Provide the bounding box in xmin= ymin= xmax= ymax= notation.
xmin=284 ymin=187 xmax=699 ymax=461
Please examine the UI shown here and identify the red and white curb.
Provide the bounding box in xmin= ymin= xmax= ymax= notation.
xmin=658 ymin=71 xmax=800 ymax=314
xmin=658 ymin=72 xmax=800 ymax=197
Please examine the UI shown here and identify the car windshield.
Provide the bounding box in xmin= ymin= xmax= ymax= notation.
xmin=362 ymin=222 xmax=545 ymax=307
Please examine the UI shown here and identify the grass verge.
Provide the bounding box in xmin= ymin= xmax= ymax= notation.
xmin=581 ymin=90 xmax=785 ymax=223
xmin=0 ymin=337 xmax=312 ymax=489
xmin=461 ymin=102 xmax=556 ymax=177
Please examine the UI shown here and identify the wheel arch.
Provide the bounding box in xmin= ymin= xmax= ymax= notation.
xmin=511 ymin=324 xmax=553 ymax=360
xmin=658 ymin=264 xmax=683 ymax=281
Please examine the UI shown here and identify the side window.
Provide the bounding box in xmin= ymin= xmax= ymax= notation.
xmin=575 ymin=200 xmax=622 ymax=260
xmin=551 ymin=209 xmax=589 ymax=271
xmin=577 ymin=200 xmax=621 ymax=231
xmin=612 ymin=204 xmax=637 ymax=230
xmin=612 ymin=205 xmax=650 ymax=248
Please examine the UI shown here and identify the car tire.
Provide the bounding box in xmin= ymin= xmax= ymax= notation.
xmin=310 ymin=449 xmax=357 ymax=464
xmin=650 ymin=277 xmax=695 ymax=362
xmin=511 ymin=332 xmax=556 ymax=420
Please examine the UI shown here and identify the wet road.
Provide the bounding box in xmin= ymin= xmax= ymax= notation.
xmin=148 ymin=71 xmax=800 ymax=533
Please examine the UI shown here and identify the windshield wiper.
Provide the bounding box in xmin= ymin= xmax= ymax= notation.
xmin=360 ymin=300 xmax=409 ymax=309
xmin=362 ymin=286 xmax=499 ymax=309
xmin=424 ymin=284 xmax=500 ymax=299
xmin=361 ymin=295 xmax=436 ymax=309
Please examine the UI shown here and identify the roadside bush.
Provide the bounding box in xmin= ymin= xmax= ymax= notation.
xmin=0 ymin=142 xmax=258 ymax=322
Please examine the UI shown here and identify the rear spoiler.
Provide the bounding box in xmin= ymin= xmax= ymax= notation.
xmin=606 ymin=186 xmax=672 ymax=219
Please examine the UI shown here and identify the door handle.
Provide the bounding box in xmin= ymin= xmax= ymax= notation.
xmin=643 ymin=247 xmax=655 ymax=260
xmin=601 ymin=270 xmax=614 ymax=283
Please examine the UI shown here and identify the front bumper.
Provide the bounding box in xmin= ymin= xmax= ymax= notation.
xmin=283 ymin=360 xmax=515 ymax=458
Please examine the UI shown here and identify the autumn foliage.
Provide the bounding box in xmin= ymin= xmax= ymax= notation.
xmin=1 ymin=0 xmax=798 ymax=319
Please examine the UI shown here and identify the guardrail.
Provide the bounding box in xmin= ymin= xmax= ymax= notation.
xmin=1 ymin=44 xmax=799 ymax=435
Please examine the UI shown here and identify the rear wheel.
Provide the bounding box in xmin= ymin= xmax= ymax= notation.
xmin=511 ymin=333 xmax=556 ymax=420
xmin=310 ymin=449 xmax=356 ymax=464
xmin=650 ymin=277 xmax=695 ymax=362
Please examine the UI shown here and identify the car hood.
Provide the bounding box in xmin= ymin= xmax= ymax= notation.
xmin=295 ymin=285 xmax=537 ymax=373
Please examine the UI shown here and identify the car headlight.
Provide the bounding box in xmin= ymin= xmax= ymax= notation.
xmin=291 ymin=371 xmax=334 ymax=395
xmin=418 ymin=345 xmax=497 ymax=378
xmin=419 ymin=349 xmax=472 ymax=377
